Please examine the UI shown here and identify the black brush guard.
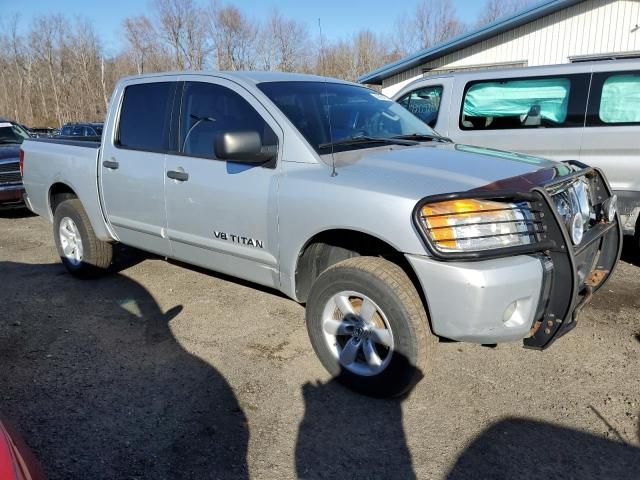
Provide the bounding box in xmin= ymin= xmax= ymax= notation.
xmin=413 ymin=165 xmax=623 ymax=350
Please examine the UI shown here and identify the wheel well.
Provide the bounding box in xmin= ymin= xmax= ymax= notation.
xmin=49 ymin=183 xmax=77 ymax=215
xmin=294 ymin=229 xmax=422 ymax=305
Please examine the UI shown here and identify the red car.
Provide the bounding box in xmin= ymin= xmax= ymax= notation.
xmin=0 ymin=416 xmax=45 ymax=480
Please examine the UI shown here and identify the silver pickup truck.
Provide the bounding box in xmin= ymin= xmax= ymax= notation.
xmin=21 ymin=72 xmax=622 ymax=397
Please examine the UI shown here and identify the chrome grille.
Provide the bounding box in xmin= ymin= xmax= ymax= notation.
xmin=550 ymin=177 xmax=595 ymax=240
xmin=0 ymin=161 xmax=21 ymax=184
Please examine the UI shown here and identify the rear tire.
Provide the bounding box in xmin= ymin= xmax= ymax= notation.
xmin=53 ymin=198 xmax=113 ymax=278
xmin=305 ymin=256 xmax=436 ymax=398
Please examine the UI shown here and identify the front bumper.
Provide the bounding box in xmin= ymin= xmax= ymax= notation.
xmin=408 ymin=167 xmax=622 ymax=349
xmin=407 ymin=253 xmax=545 ymax=343
xmin=0 ymin=183 xmax=25 ymax=208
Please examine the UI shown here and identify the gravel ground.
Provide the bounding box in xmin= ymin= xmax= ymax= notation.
xmin=1 ymin=210 xmax=639 ymax=479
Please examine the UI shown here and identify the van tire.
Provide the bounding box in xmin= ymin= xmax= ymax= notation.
xmin=53 ymin=198 xmax=113 ymax=278
xmin=305 ymin=256 xmax=436 ymax=398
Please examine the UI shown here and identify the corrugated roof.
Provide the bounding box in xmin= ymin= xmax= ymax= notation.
xmin=358 ymin=0 xmax=584 ymax=85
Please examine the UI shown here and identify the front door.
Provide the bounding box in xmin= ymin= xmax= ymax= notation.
xmin=100 ymin=80 xmax=178 ymax=256
xmin=164 ymin=77 xmax=282 ymax=288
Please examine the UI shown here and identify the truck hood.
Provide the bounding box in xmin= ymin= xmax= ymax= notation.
xmin=0 ymin=143 xmax=20 ymax=162
xmin=327 ymin=143 xmax=573 ymax=199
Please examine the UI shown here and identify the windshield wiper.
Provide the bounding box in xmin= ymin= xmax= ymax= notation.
xmin=392 ymin=133 xmax=452 ymax=143
xmin=318 ymin=135 xmax=418 ymax=149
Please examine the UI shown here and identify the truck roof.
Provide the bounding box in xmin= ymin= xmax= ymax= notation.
xmin=118 ymin=70 xmax=360 ymax=87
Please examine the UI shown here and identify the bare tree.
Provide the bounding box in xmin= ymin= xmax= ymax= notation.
xmin=124 ymin=16 xmax=155 ymax=74
xmin=477 ymin=0 xmax=536 ymax=26
xmin=259 ymin=9 xmax=310 ymax=72
xmin=154 ymin=0 xmax=210 ymax=70
xmin=415 ymin=0 xmax=465 ymax=49
xmin=394 ymin=0 xmax=465 ymax=56
xmin=0 ymin=1 xmax=472 ymax=127
xmin=28 ymin=15 xmax=67 ymax=125
xmin=70 ymin=19 xmax=104 ymax=117
xmin=209 ymin=4 xmax=258 ymax=70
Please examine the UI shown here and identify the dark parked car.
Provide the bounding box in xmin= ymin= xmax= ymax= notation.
xmin=58 ymin=122 xmax=103 ymax=138
xmin=30 ymin=127 xmax=58 ymax=138
xmin=0 ymin=119 xmax=29 ymax=208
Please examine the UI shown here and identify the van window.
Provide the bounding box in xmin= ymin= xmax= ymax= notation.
xmin=599 ymin=74 xmax=640 ymax=124
xmin=397 ymin=86 xmax=443 ymax=127
xmin=117 ymin=82 xmax=176 ymax=151
xmin=460 ymin=75 xmax=588 ymax=130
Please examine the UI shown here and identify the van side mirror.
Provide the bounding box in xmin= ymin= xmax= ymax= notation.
xmin=214 ymin=131 xmax=275 ymax=163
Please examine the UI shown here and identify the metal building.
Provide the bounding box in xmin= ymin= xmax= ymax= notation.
xmin=359 ymin=0 xmax=640 ymax=96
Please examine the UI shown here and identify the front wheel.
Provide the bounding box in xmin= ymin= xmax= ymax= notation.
xmin=305 ymin=257 xmax=436 ymax=397
xmin=53 ymin=198 xmax=113 ymax=278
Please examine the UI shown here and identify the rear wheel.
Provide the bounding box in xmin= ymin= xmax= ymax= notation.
xmin=53 ymin=198 xmax=113 ymax=277
xmin=305 ymin=257 xmax=436 ymax=397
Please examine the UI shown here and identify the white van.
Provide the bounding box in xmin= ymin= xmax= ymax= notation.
xmin=393 ymin=59 xmax=640 ymax=242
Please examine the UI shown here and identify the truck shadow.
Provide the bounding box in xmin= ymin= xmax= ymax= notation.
xmin=0 ymin=207 xmax=36 ymax=219
xmin=620 ymin=236 xmax=640 ymax=267
xmin=446 ymin=417 xmax=640 ymax=479
xmin=0 ymin=261 xmax=248 ymax=480
xmin=295 ymin=368 xmax=420 ymax=480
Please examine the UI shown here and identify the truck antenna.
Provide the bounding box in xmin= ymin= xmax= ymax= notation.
xmin=318 ymin=18 xmax=337 ymax=177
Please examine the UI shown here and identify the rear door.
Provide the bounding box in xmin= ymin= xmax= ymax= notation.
xmin=100 ymin=79 xmax=178 ymax=256
xmin=163 ymin=77 xmax=283 ymax=288
xmin=450 ymin=73 xmax=590 ymax=161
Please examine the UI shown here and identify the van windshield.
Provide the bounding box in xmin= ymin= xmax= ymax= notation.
xmin=258 ymin=81 xmax=439 ymax=154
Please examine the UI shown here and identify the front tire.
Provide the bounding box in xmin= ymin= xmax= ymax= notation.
xmin=305 ymin=257 xmax=436 ymax=397
xmin=53 ymin=198 xmax=113 ymax=278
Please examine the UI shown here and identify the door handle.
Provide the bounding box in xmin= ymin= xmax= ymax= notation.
xmin=167 ymin=170 xmax=189 ymax=181
xmin=102 ymin=160 xmax=119 ymax=169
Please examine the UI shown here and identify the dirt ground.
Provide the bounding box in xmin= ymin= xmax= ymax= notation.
xmin=1 ymin=210 xmax=639 ymax=480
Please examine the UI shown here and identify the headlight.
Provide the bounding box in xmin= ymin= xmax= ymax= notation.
xmin=417 ymin=198 xmax=536 ymax=253
xmin=551 ymin=178 xmax=595 ymax=245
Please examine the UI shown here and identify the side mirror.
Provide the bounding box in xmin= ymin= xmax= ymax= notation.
xmin=214 ymin=130 xmax=275 ymax=163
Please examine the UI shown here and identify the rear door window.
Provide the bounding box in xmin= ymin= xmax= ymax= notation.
xmin=397 ymin=85 xmax=443 ymax=127
xmin=586 ymin=71 xmax=640 ymax=125
xmin=460 ymin=75 xmax=589 ymax=130
xmin=117 ymin=82 xmax=177 ymax=152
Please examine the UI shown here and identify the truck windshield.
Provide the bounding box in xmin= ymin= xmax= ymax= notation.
xmin=0 ymin=122 xmax=29 ymax=144
xmin=257 ymin=81 xmax=441 ymax=154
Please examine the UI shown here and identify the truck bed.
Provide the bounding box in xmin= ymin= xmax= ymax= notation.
xmin=27 ymin=136 xmax=101 ymax=148
xmin=21 ymin=137 xmax=113 ymax=241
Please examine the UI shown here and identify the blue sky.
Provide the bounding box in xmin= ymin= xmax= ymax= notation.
xmin=5 ymin=0 xmax=487 ymax=54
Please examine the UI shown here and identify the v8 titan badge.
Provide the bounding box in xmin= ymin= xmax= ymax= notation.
xmin=213 ymin=230 xmax=264 ymax=249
